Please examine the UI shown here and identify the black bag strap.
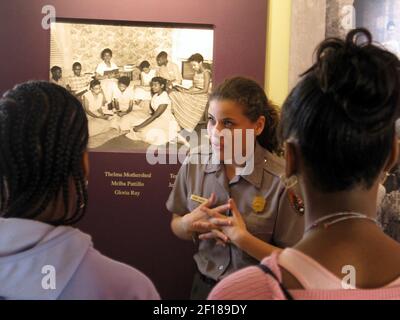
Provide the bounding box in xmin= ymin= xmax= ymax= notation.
xmin=257 ymin=264 xmax=294 ymax=300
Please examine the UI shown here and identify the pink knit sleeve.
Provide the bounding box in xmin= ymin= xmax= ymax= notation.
xmin=208 ymin=252 xmax=286 ymax=300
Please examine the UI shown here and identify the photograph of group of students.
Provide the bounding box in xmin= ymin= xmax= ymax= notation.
xmin=50 ymin=20 xmax=214 ymax=151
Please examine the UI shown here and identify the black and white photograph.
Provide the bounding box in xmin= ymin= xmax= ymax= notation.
xmin=50 ymin=19 xmax=214 ymax=152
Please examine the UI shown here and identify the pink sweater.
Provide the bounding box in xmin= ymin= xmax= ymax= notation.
xmin=208 ymin=249 xmax=400 ymax=300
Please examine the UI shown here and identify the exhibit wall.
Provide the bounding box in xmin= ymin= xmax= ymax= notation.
xmin=0 ymin=0 xmax=269 ymax=299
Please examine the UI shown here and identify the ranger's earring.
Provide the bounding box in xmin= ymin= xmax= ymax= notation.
xmin=280 ymin=174 xmax=298 ymax=189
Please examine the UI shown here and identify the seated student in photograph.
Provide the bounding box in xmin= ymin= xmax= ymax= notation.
xmin=82 ymin=79 xmax=110 ymax=137
xmin=0 ymin=81 xmax=160 ymax=300
xmin=109 ymin=76 xmax=136 ymax=131
xmin=209 ymin=28 xmax=400 ymax=300
xmin=156 ymin=51 xmax=182 ymax=88
xmin=169 ymin=53 xmax=211 ymax=132
xmin=50 ymin=66 xmax=68 ymax=89
xmin=139 ymin=60 xmax=157 ymax=87
xmin=95 ymin=48 xmax=119 ymax=101
xmin=67 ymin=62 xmax=91 ymax=98
xmin=132 ymin=60 xmax=155 ymax=103
xmin=126 ymin=76 xmax=181 ymax=146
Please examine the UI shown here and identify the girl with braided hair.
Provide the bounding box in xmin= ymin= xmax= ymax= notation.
xmin=0 ymin=81 xmax=159 ymax=300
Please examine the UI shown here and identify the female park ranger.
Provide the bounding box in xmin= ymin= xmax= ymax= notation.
xmin=166 ymin=77 xmax=305 ymax=299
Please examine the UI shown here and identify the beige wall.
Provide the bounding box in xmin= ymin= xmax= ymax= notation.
xmin=288 ymin=0 xmax=327 ymax=90
xmin=326 ymin=0 xmax=355 ymax=38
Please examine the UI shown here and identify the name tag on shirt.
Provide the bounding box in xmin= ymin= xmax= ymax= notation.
xmin=190 ymin=194 xmax=208 ymax=204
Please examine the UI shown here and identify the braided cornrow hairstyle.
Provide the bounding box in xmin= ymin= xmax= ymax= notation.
xmin=0 ymin=81 xmax=89 ymax=225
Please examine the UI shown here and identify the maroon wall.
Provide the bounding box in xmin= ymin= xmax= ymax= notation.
xmin=0 ymin=0 xmax=268 ymax=299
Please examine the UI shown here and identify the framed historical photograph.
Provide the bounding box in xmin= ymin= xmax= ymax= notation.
xmin=50 ymin=19 xmax=214 ymax=152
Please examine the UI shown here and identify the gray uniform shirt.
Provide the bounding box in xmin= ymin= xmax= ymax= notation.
xmin=166 ymin=142 xmax=304 ymax=280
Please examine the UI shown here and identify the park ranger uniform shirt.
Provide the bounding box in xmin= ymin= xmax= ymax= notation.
xmin=166 ymin=142 xmax=304 ymax=281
